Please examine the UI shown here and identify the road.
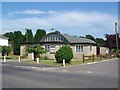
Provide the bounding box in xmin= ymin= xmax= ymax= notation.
xmin=2 ymin=59 xmax=118 ymax=88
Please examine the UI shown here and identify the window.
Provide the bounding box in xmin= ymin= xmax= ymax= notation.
xmin=90 ymin=46 xmax=92 ymax=52
xmin=46 ymin=37 xmax=48 ymax=41
xmin=76 ymin=46 xmax=83 ymax=52
xmin=42 ymin=34 xmax=68 ymax=42
xmin=45 ymin=45 xmax=50 ymax=51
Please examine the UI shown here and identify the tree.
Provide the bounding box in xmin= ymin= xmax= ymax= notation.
xmin=3 ymin=31 xmax=24 ymax=55
xmin=13 ymin=31 xmax=24 ymax=55
xmin=2 ymin=46 xmax=12 ymax=56
xmin=96 ymin=38 xmax=105 ymax=46
xmin=86 ymin=34 xmax=96 ymax=42
xmin=3 ymin=32 xmax=14 ymax=45
xmin=26 ymin=45 xmax=47 ymax=61
xmin=55 ymin=46 xmax=73 ymax=63
xmin=25 ymin=28 xmax=34 ymax=42
xmin=34 ymin=29 xmax=46 ymax=42
xmin=104 ymin=34 xmax=120 ymax=50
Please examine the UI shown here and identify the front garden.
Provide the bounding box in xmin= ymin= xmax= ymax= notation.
xmin=0 ymin=45 xmax=119 ymax=67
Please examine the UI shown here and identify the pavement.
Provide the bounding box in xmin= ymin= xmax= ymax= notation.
xmin=2 ymin=59 xmax=118 ymax=88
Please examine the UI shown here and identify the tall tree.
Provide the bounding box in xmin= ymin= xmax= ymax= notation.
xmin=105 ymin=34 xmax=120 ymax=50
xmin=13 ymin=31 xmax=24 ymax=55
xmin=96 ymin=38 xmax=105 ymax=46
xmin=3 ymin=32 xmax=14 ymax=45
xmin=85 ymin=34 xmax=96 ymax=42
xmin=34 ymin=29 xmax=46 ymax=42
xmin=25 ymin=28 xmax=34 ymax=42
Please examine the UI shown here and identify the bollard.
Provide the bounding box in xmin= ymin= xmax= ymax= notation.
xmin=4 ymin=56 xmax=6 ymax=62
xmin=63 ymin=59 xmax=65 ymax=67
xmin=18 ymin=56 xmax=20 ymax=63
xmin=36 ymin=58 xmax=39 ymax=64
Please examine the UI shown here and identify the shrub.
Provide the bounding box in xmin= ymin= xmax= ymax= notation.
xmin=26 ymin=45 xmax=47 ymax=61
xmin=55 ymin=46 xmax=73 ymax=63
xmin=2 ymin=46 xmax=12 ymax=56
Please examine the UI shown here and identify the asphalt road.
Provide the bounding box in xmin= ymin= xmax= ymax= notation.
xmin=2 ymin=59 xmax=118 ymax=88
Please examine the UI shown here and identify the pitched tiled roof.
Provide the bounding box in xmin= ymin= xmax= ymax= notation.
xmin=61 ymin=34 xmax=96 ymax=44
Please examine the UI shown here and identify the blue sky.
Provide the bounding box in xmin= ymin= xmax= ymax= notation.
xmin=2 ymin=2 xmax=118 ymax=39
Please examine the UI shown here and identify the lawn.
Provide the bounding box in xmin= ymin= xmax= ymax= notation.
xmin=0 ymin=55 xmax=117 ymax=66
xmin=20 ymin=59 xmax=84 ymax=66
xmin=0 ymin=55 xmax=19 ymax=61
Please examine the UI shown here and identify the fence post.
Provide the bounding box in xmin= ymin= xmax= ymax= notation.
xmin=83 ymin=55 xmax=84 ymax=63
xmin=100 ymin=55 xmax=102 ymax=61
xmin=18 ymin=56 xmax=20 ymax=63
xmin=92 ymin=54 xmax=94 ymax=62
xmin=110 ymin=54 xmax=112 ymax=59
xmin=63 ymin=59 xmax=65 ymax=67
xmin=106 ymin=53 xmax=107 ymax=60
xmin=3 ymin=56 xmax=6 ymax=62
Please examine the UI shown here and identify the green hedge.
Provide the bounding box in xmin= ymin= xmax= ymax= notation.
xmin=55 ymin=46 xmax=73 ymax=63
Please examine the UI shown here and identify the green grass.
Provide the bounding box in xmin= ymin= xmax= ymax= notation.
xmin=20 ymin=59 xmax=84 ymax=66
xmin=0 ymin=55 xmax=117 ymax=66
xmin=0 ymin=55 xmax=19 ymax=59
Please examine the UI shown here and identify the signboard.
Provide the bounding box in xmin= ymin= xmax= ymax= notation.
xmin=50 ymin=45 xmax=56 ymax=53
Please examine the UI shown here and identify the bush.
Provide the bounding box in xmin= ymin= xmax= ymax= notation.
xmin=2 ymin=46 xmax=12 ymax=56
xmin=55 ymin=46 xmax=73 ymax=63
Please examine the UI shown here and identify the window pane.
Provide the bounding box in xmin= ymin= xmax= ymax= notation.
xmin=45 ymin=45 xmax=50 ymax=51
xmin=76 ymin=46 xmax=83 ymax=52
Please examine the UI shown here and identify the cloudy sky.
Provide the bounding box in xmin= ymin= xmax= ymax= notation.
xmin=2 ymin=2 xmax=118 ymax=38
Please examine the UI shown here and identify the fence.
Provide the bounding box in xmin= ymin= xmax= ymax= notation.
xmin=83 ymin=53 xmax=117 ymax=63
xmin=83 ymin=54 xmax=95 ymax=63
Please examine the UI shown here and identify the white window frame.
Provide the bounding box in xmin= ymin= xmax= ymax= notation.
xmin=45 ymin=44 xmax=50 ymax=52
xmin=75 ymin=45 xmax=83 ymax=53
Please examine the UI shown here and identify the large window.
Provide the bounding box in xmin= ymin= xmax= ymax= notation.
xmin=45 ymin=45 xmax=50 ymax=51
xmin=76 ymin=46 xmax=83 ymax=52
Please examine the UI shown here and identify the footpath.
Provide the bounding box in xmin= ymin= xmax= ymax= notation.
xmin=2 ymin=61 xmax=60 ymax=71
xmin=1 ymin=58 xmax=119 ymax=72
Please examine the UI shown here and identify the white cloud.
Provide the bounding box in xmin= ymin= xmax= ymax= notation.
xmin=2 ymin=11 xmax=117 ymax=38
xmin=9 ymin=9 xmax=57 ymax=16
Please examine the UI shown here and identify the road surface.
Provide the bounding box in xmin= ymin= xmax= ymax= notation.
xmin=2 ymin=59 xmax=118 ymax=88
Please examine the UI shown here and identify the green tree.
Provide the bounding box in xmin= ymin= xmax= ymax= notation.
xmin=2 ymin=46 xmax=12 ymax=56
xmin=34 ymin=29 xmax=46 ymax=42
xmin=96 ymin=38 xmax=105 ymax=46
xmin=86 ymin=34 xmax=96 ymax=42
xmin=55 ymin=46 xmax=73 ymax=63
xmin=26 ymin=45 xmax=47 ymax=61
xmin=13 ymin=31 xmax=24 ymax=55
xmin=25 ymin=28 xmax=34 ymax=42
xmin=3 ymin=32 xmax=14 ymax=45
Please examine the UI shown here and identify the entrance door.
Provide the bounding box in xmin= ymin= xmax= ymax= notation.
xmin=97 ymin=47 xmax=100 ymax=55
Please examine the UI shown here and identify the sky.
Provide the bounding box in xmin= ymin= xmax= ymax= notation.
xmin=2 ymin=2 xmax=118 ymax=39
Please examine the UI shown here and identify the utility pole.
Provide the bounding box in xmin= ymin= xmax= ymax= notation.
xmin=115 ymin=22 xmax=119 ymax=52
